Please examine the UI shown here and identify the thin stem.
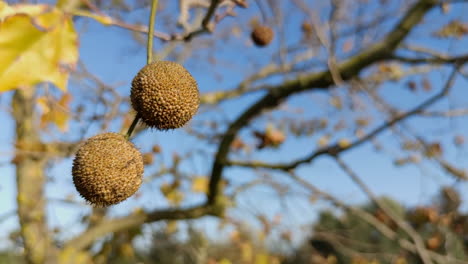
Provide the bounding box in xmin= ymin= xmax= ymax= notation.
xmin=254 ymin=0 xmax=268 ymax=24
xmin=126 ymin=114 xmax=140 ymax=139
xmin=126 ymin=0 xmax=158 ymax=139
xmin=147 ymin=0 xmax=159 ymax=64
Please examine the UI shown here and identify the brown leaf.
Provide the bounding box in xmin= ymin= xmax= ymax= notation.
xmin=253 ymin=127 xmax=286 ymax=149
xmin=151 ymin=144 xmax=161 ymax=153
xmin=434 ymin=20 xmax=468 ymax=38
xmin=425 ymin=142 xmax=442 ymax=158
xmin=406 ymin=80 xmax=417 ymax=91
xmin=231 ymin=137 xmax=246 ymax=152
xmin=142 ymin=153 xmax=154 ymax=165
xmin=453 ymin=135 xmax=464 ymax=146
xmin=422 ymin=78 xmax=432 ymax=91
xmin=342 ymin=39 xmax=353 ymax=53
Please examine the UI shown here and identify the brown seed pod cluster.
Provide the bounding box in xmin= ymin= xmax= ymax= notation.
xmin=251 ymin=25 xmax=274 ymax=47
xmin=131 ymin=61 xmax=199 ymax=130
xmin=72 ymin=133 xmax=144 ymax=207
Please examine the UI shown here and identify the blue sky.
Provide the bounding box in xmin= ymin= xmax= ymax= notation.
xmin=1 ymin=0 xmax=468 ymax=250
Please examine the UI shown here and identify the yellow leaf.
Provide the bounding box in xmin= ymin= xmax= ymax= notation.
xmin=59 ymin=248 xmax=92 ymax=264
xmin=240 ymin=242 xmax=253 ymax=262
xmin=254 ymin=253 xmax=269 ymax=264
xmin=36 ymin=96 xmax=50 ymax=112
xmin=0 ymin=2 xmax=48 ymax=18
xmin=160 ymin=183 xmax=184 ymax=205
xmin=338 ymin=138 xmax=351 ymax=148
xmin=317 ymin=134 xmax=330 ymax=147
xmin=38 ymin=93 xmax=71 ymax=132
xmin=219 ymin=259 xmax=232 ymax=264
xmin=0 ymin=3 xmax=78 ymax=92
xmin=191 ymin=176 xmax=208 ymax=193
xmin=166 ymin=221 xmax=178 ymax=234
xmin=166 ymin=190 xmax=184 ymax=205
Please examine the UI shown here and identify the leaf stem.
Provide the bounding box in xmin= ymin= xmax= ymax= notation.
xmin=147 ymin=0 xmax=159 ymax=64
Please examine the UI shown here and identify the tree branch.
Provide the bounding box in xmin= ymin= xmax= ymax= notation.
xmin=207 ymin=0 xmax=437 ymax=204
xmin=200 ymin=51 xmax=314 ymax=104
xmin=391 ymin=53 xmax=468 ymax=64
xmin=64 ymin=203 xmax=221 ymax=251
xmin=226 ymin=66 xmax=460 ymax=170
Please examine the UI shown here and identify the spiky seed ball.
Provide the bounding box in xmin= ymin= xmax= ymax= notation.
xmin=130 ymin=61 xmax=199 ymax=130
xmin=72 ymin=133 xmax=144 ymax=207
xmin=251 ymin=25 xmax=274 ymax=47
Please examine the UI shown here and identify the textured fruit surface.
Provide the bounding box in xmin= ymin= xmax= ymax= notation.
xmin=131 ymin=61 xmax=199 ymax=130
xmin=251 ymin=25 xmax=274 ymax=47
xmin=72 ymin=133 xmax=144 ymax=207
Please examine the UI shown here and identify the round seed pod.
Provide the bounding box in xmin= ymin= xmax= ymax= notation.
xmin=72 ymin=133 xmax=144 ymax=207
xmin=130 ymin=61 xmax=199 ymax=130
xmin=251 ymin=25 xmax=274 ymax=47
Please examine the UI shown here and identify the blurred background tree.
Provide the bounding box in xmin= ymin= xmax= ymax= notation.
xmin=0 ymin=0 xmax=467 ymax=263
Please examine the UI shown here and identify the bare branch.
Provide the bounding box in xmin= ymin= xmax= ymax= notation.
xmin=200 ymin=51 xmax=314 ymax=104
xmin=64 ymin=203 xmax=222 ymax=251
xmin=226 ymin=66 xmax=460 ymax=170
xmin=391 ymin=53 xmax=468 ymax=64
xmin=207 ymin=0 xmax=438 ymax=203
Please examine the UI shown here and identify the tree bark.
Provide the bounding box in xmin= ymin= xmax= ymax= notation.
xmin=12 ymin=89 xmax=56 ymax=264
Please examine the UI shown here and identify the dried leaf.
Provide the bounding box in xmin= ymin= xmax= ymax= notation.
xmin=424 ymin=142 xmax=442 ymax=158
xmin=379 ymin=64 xmax=404 ymax=80
xmin=191 ymin=177 xmax=208 ymax=193
xmin=422 ymin=77 xmax=432 ymax=91
xmin=166 ymin=221 xmax=178 ymax=234
xmin=38 ymin=93 xmax=72 ymax=131
xmin=434 ymin=20 xmax=468 ymax=38
xmin=338 ymin=138 xmax=351 ymax=149
xmin=142 ymin=153 xmax=154 ymax=165
xmin=406 ymin=80 xmax=417 ymax=91
xmin=317 ymin=134 xmax=330 ymax=147
xmin=152 ymin=144 xmax=161 ymax=153
xmin=453 ymin=135 xmax=464 ymax=146
xmin=160 ymin=182 xmax=184 ymax=205
xmin=253 ymin=126 xmax=286 ymax=149
xmin=231 ymin=137 xmax=246 ymax=152
xmin=329 ymin=96 xmax=342 ymax=109
xmin=342 ymin=39 xmax=353 ymax=53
